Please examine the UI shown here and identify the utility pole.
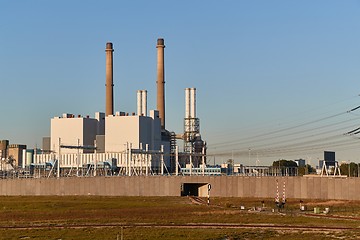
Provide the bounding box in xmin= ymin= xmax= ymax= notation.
xmin=190 ymin=147 xmax=192 ymax=176
xmin=145 ymin=144 xmax=149 ymax=176
xmin=175 ymin=145 xmax=179 ymax=176
xmin=77 ymin=138 xmax=80 ymax=177
xmin=202 ymin=145 xmax=205 ymax=176
xmin=57 ymin=138 xmax=61 ymax=178
xmin=232 ymin=150 xmax=234 ymax=175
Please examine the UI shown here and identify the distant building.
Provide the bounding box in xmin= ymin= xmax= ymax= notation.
xmin=0 ymin=140 xmax=9 ymax=159
xmin=317 ymin=151 xmax=341 ymax=176
xmin=42 ymin=137 xmax=51 ymax=153
xmin=8 ymin=144 xmax=26 ymax=167
xmin=318 ymin=151 xmax=336 ymax=171
xmin=294 ymin=159 xmax=306 ymax=167
xmin=324 ymin=151 xmax=336 ymax=166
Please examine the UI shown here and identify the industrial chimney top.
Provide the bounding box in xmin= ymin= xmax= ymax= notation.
xmin=157 ymin=38 xmax=165 ymax=47
xmin=106 ymin=42 xmax=114 ymax=50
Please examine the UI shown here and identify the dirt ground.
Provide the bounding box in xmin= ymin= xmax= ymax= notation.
xmin=0 ymin=196 xmax=359 ymax=240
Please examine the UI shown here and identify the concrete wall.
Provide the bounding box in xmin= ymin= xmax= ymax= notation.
xmin=139 ymin=117 xmax=154 ymax=150
xmin=0 ymin=176 xmax=360 ymax=200
xmin=51 ymin=116 xmax=83 ymax=154
xmin=105 ymin=115 xmax=140 ymax=152
xmin=95 ymin=135 xmax=105 ymax=153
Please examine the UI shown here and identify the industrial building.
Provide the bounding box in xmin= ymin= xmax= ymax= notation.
xmin=8 ymin=144 xmax=27 ymax=167
xmin=51 ymin=112 xmax=104 ymax=154
xmin=0 ymin=39 xmax=353 ymax=201
xmin=0 ymin=140 xmax=27 ymax=173
xmin=28 ymin=38 xmax=207 ymax=177
xmin=0 ymin=140 xmax=9 ymax=160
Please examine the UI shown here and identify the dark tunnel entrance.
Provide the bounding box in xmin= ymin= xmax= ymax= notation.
xmin=181 ymin=183 xmax=208 ymax=197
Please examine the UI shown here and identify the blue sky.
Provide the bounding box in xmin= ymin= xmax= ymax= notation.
xmin=1 ymin=1 xmax=360 ymax=165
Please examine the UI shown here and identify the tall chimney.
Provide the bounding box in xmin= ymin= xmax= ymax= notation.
xmin=137 ymin=90 xmax=142 ymax=116
xmin=190 ymin=88 xmax=196 ymax=118
xmin=156 ymin=38 xmax=165 ymax=129
xmin=137 ymin=90 xmax=148 ymax=116
xmin=142 ymin=90 xmax=147 ymax=117
xmin=105 ymin=42 xmax=114 ymax=116
xmin=185 ymin=88 xmax=190 ymax=119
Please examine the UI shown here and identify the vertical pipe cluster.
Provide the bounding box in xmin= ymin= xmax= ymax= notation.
xmin=185 ymin=88 xmax=197 ymax=118
xmin=105 ymin=42 xmax=114 ymax=116
xmin=137 ymin=90 xmax=148 ymax=116
xmin=156 ymin=38 xmax=165 ymax=129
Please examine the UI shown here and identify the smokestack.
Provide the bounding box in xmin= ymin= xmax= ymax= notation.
xmin=156 ymin=38 xmax=165 ymax=129
xmin=190 ymin=88 xmax=196 ymax=118
xmin=185 ymin=88 xmax=196 ymax=118
xmin=105 ymin=42 xmax=114 ymax=116
xmin=185 ymin=88 xmax=190 ymax=119
xmin=137 ymin=90 xmax=148 ymax=116
xmin=137 ymin=90 xmax=142 ymax=116
xmin=142 ymin=90 xmax=147 ymax=116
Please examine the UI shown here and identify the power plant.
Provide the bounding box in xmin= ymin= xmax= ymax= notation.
xmin=0 ymin=39 xmax=327 ymax=179
xmin=0 ymin=38 xmax=355 ymax=202
xmin=9 ymin=38 xmax=208 ymax=178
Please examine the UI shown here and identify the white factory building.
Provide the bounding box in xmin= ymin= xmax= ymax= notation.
xmin=35 ymin=108 xmax=170 ymax=176
xmin=105 ymin=110 xmax=162 ymax=153
xmin=51 ymin=112 xmax=105 ymax=154
xmin=31 ymin=38 xmax=204 ymax=177
xmin=50 ymin=109 xmax=163 ymax=154
xmin=34 ymin=83 xmax=172 ymax=176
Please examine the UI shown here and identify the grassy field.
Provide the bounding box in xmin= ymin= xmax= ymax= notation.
xmin=0 ymin=196 xmax=359 ymax=239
